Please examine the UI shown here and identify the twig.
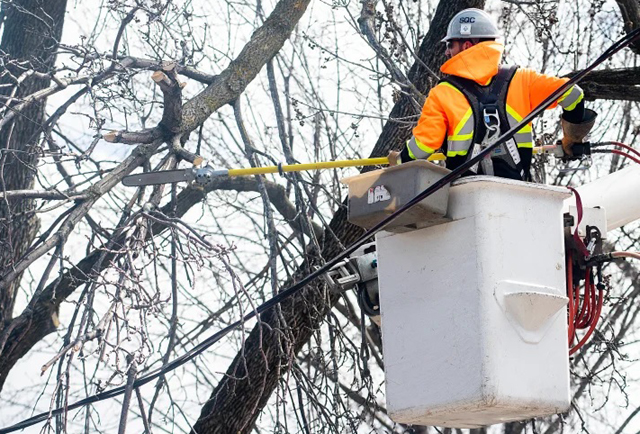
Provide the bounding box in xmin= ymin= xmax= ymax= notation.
xmin=118 ymin=356 xmax=138 ymax=434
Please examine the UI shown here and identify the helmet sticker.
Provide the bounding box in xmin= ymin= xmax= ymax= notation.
xmin=442 ymin=8 xmax=501 ymax=42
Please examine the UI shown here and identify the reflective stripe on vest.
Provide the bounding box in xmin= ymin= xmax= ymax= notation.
xmin=557 ymin=85 xmax=584 ymax=111
xmin=505 ymin=105 xmax=533 ymax=148
xmin=407 ymin=136 xmax=436 ymax=160
xmin=446 ymin=107 xmax=474 ymax=157
xmin=446 ymin=103 xmax=533 ymax=157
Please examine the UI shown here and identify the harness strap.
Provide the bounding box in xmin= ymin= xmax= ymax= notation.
xmin=442 ymin=65 xmax=526 ymax=179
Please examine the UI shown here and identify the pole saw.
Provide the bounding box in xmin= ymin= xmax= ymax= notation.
xmin=121 ymin=140 xmax=625 ymax=187
xmin=121 ymin=154 xmax=446 ymax=186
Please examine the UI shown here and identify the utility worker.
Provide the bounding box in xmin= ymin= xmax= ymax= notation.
xmin=388 ymin=8 xmax=596 ymax=180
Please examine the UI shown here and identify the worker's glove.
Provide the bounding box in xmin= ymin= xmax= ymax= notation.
xmin=561 ymin=108 xmax=597 ymax=157
xmin=387 ymin=150 xmax=401 ymax=166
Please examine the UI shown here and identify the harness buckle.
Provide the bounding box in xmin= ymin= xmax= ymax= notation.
xmin=483 ymin=106 xmax=500 ymax=135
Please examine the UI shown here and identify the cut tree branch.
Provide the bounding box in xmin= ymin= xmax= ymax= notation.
xmin=152 ymin=63 xmax=185 ymax=134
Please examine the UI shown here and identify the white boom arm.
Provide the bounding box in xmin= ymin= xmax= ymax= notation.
xmin=571 ymin=166 xmax=640 ymax=233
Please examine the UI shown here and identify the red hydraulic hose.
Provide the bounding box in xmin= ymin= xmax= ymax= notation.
xmin=611 ymin=251 xmax=640 ymax=260
xmin=570 ymin=281 xmax=603 ymax=355
xmin=568 ymin=250 xmax=640 ymax=354
xmin=611 ymin=149 xmax=640 ymax=165
xmin=575 ymin=271 xmax=592 ymax=329
xmin=592 ymin=149 xmax=640 ymax=165
xmin=608 ymin=141 xmax=640 ymax=159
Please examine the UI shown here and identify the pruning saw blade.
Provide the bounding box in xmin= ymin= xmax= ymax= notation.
xmin=122 ymin=168 xmax=197 ymax=186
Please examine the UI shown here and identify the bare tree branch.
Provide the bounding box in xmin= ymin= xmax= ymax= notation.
xmin=179 ymin=0 xmax=312 ymax=133
xmin=615 ymin=0 xmax=640 ymax=54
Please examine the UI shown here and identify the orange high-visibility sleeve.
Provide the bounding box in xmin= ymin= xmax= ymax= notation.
xmin=411 ymin=85 xmax=453 ymax=155
xmin=522 ymin=68 xmax=570 ymax=111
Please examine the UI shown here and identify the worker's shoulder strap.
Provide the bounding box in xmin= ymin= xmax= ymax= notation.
xmin=441 ymin=65 xmax=518 ymax=141
xmin=442 ymin=65 xmax=518 ymax=103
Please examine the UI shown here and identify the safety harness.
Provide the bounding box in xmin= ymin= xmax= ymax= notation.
xmin=443 ymin=65 xmax=530 ymax=181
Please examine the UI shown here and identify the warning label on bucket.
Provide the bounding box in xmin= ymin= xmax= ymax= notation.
xmin=368 ymin=185 xmax=391 ymax=204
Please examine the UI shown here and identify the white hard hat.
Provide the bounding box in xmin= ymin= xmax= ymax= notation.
xmin=442 ymin=8 xmax=501 ymax=42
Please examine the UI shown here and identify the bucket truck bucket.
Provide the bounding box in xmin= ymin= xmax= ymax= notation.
xmin=372 ymin=176 xmax=572 ymax=428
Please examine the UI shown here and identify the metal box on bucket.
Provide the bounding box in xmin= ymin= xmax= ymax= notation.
xmin=343 ymin=164 xmax=572 ymax=428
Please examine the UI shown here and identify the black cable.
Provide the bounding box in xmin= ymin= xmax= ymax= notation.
xmin=2 ymin=26 xmax=639 ymax=434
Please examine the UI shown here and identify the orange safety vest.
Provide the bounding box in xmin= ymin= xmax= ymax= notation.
xmin=407 ymin=41 xmax=583 ymax=169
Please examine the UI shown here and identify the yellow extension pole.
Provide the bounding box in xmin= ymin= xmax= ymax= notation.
xmin=226 ymin=154 xmax=445 ymax=177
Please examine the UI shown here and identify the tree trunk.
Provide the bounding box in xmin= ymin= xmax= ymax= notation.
xmin=190 ymin=1 xmax=484 ymax=433
xmin=0 ymin=0 xmax=68 ymax=335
